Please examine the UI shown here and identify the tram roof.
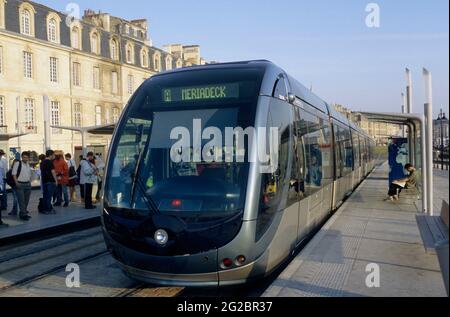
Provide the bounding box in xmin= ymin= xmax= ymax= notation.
xmin=148 ymin=60 xmax=374 ymax=140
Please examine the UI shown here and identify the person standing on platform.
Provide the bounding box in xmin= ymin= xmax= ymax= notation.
xmin=0 ymin=149 xmax=8 ymax=212
xmin=7 ymin=157 xmax=20 ymax=217
xmin=53 ymin=153 xmax=70 ymax=207
xmin=95 ymin=154 xmax=106 ymax=202
xmin=12 ymin=151 xmax=33 ymax=221
xmin=41 ymin=150 xmax=58 ymax=214
xmin=66 ymin=153 xmax=78 ymax=202
xmin=0 ymin=176 xmax=7 ymax=227
xmin=80 ymin=152 xmax=99 ymax=210
xmin=77 ymin=155 xmax=85 ymax=204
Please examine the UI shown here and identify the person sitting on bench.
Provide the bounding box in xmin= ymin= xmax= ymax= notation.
xmin=387 ymin=163 xmax=418 ymax=201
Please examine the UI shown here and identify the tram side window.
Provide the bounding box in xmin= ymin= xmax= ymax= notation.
xmin=362 ymin=139 xmax=368 ymax=164
xmin=257 ymin=102 xmax=292 ymax=240
xmin=343 ymin=126 xmax=354 ymax=174
xmin=299 ymin=109 xmax=332 ymax=195
xmin=273 ymin=77 xmax=287 ymax=100
xmin=352 ymin=132 xmax=361 ymax=168
xmin=334 ymin=123 xmax=344 ymax=179
xmin=335 ymin=124 xmax=353 ymax=176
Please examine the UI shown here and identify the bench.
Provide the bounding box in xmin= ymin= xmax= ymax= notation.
xmin=416 ymin=200 xmax=449 ymax=295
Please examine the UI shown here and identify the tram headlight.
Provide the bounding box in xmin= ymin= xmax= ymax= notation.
xmin=154 ymin=229 xmax=169 ymax=246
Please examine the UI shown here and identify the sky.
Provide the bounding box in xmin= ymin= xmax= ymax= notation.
xmin=37 ymin=0 xmax=449 ymax=117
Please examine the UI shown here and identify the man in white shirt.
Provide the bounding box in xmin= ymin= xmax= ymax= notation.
xmin=13 ymin=152 xmax=33 ymax=221
xmin=0 ymin=150 xmax=8 ymax=211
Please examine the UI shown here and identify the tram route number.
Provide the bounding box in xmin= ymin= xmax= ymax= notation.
xmin=178 ymin=301 xmax=273 ymax=314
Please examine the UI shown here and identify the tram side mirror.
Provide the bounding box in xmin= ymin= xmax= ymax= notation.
xmin=287 ymin=93 xmax=296 ymax=104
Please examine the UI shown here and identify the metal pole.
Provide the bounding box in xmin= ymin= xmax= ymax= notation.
xmin=402 ymin=93 xmax=406 ymax=138
xmin=423 ymin=68 xmax=434 ymax=216
xmin=441 ymin=109 xmax=444 ymax=170
xmin=43 ymin=95 xmax=50 ymax=152
xmin=81 ymin=130 xmax=87 ymax=158
xmin=421 ymin=115 xmax=428 ymax=213
xmin=406 ymin=68 xmax=413 ymax=114
xmin=16 ymin=96 xmax=21 ymax=152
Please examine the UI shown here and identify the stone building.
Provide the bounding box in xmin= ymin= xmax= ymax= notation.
xmin=0 ymin=0 xmax=205 ymax=161
xmin=334 ymin=104 xmax=403 ymax=146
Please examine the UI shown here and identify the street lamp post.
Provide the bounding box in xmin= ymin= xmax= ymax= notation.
xmin=441 ymin=109 xmax=445 ymax=170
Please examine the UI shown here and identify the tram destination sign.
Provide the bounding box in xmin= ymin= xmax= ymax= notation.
xmin=162 ymin=83 xmax=240 ymax=103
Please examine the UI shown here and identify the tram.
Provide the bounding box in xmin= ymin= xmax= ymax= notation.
xmin=101 ymin=60 xmax=376 ymax=286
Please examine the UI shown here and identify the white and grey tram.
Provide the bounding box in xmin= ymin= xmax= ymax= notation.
xmin=101 ymin=60 xmax=376 ymax=287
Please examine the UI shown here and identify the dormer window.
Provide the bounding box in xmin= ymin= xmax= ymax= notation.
xmin=141 ymin=48 xmax=148 ymax=68
xmin=110 ymin=38 xmax=119 ymax=61
xmin=91 ymin=30 xmax=101 ymax=55
xmin=71 ymin=26 xmax=82 ymax=49
xmin=22 ymin=9 xmax=31 ymax=35
xmin=48 ymin=19 xmax=56 ymax=42
xmin=126 ymin=43 xmax=134 ymax=64
xmin=165 ymin=56 xmax=172 ymax=71
xmin=47 ymin=13 xmax=61 ymax=44
xmin=0 ymin=0 xmax=6 ymax=29
xmin=153 ymin=52 xmax=161 ymax=71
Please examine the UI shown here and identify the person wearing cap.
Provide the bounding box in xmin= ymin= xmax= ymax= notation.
xmin=0 ymin=149 xmax=8 ymax=211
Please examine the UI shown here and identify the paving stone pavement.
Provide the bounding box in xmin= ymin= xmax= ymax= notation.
xmin=263 ymin=163 xmax=448 ymax=297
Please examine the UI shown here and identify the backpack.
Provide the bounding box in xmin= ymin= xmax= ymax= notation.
xmin=68 ymin=161 xmax=77 ymax=179
xmin=6 ymin=161 xmax=22 ymax=188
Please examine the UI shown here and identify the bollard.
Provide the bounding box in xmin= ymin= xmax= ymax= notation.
xmin=435 ymin=240 xmax=449 ymax=296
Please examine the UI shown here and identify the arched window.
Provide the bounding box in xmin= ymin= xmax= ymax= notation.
xmin=48 ymin=19 xmax=57 ymax=42
xmin=141 ymin=49 xmax=148 ymax=67
xmin=126 ymin=43 xmax=134 ymax=64
xmin=0 ymin=0 xmax=6 ymax=29
xmin=166 ymin=56 xmax=172 ymax=70
xmin=176 ymin=59 xmax=183 ymax=69
xmin=110 ymin=38 xmax=119 ymax=60
xmin=91 ymin=31 xmax=100 ymax=55
xmin=21 ymin=9 xmax=31 ymax=35
xmin=72 ymin=27 xmax=79 ymax=49
xmin=153 ymin=53 xmax=160 ymax=71
xmin=19 ymin=3 xmax=35 ymax=36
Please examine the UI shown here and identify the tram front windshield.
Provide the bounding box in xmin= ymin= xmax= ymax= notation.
xmin=105 ymin=67 xmax=264 ymax=217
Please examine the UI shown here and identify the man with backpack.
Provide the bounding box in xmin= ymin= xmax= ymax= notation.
xmin=12 ymin=151 xmax=33 ymax=221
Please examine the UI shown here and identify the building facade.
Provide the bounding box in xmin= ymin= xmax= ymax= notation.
xmin=334 ymin=104 xmax=403 ymax=146
xmin=433 ymin=112 xmax=449 ymax=148
xmin=0 ymin=0 xmax=205 ymax=161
